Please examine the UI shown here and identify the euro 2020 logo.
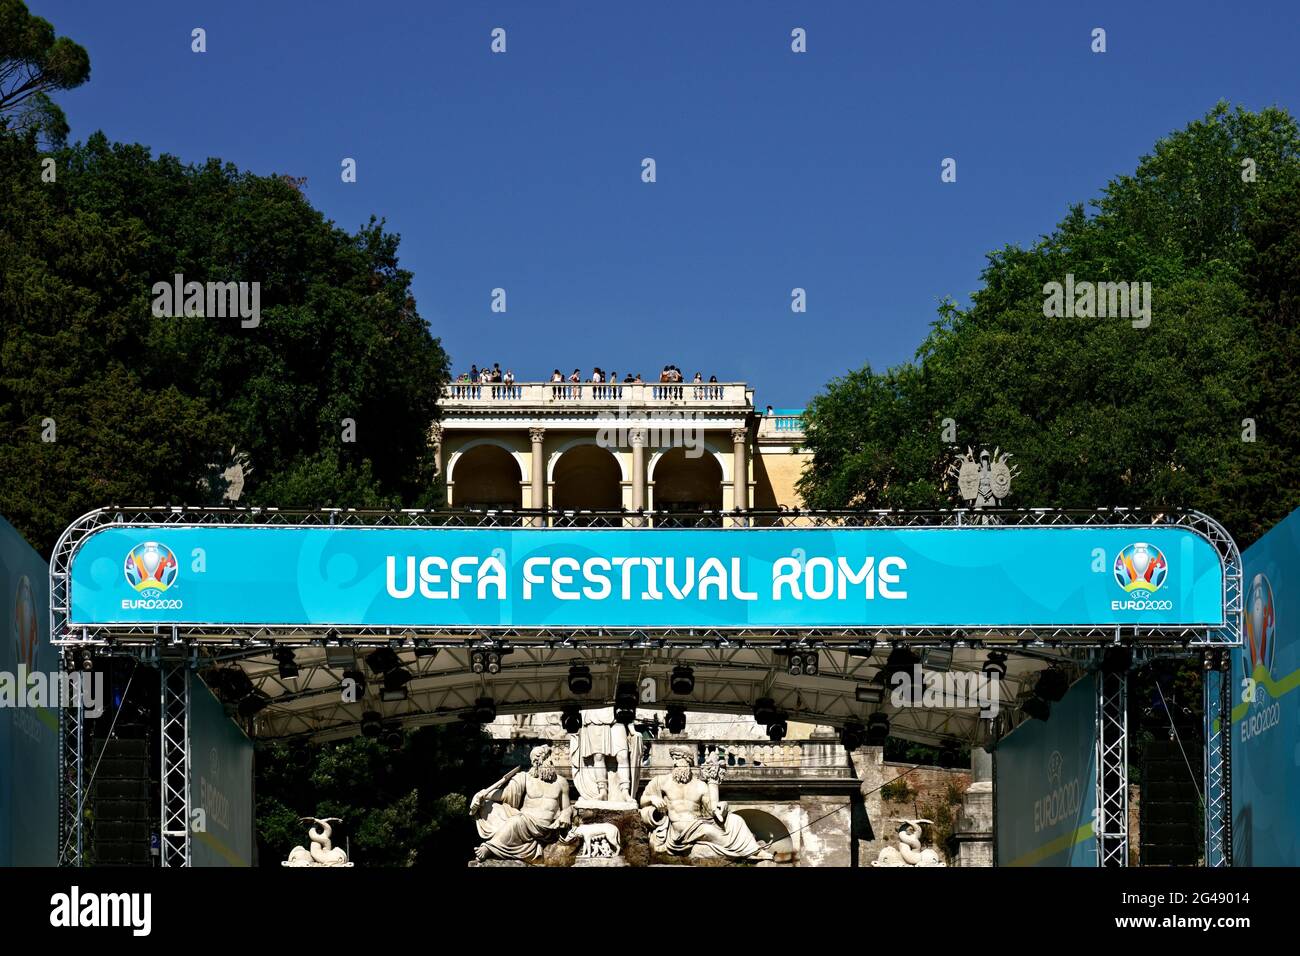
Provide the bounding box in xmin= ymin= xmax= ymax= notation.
xmin=123 ymin=542 xmax=179 ymax=593
xmin=1113 ymin=542 xmax=1168 ymax=593
xmin=1243 ymin=574 xmax=1276 ymax=708
xmin=13 ymin=575 xmax=38 ymax=670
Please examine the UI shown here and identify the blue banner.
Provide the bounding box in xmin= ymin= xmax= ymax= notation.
xmin=68 ymin=525 xmax=1225 ymax=629
xmin=1231 ymin=507 xmax=1300 ymax=866
xmin=996 ymin=674 xmax=1098 ymax=867
xmin=0 ymin=516 xmax=59 ymax=866
xmin=189 ymin=678 xmax=255 ymax=867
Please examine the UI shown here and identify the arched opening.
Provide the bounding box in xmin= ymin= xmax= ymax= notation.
xmin=552 ymin=444 xmax=622 ymax=514
xmin=450 ymin=444 xmax=522 ymax=508
xmin=734 ymin=808 xmax=796 ymax=865
xmin=652 ymin=447 xmax=723 ymax=526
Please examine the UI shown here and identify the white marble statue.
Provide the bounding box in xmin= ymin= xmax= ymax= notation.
xmin=873 ymin=819 xmax=946 ymax=866
xmin=569 ymin=706 xmax=641 ymax=809
xmin=639 ymin=748 xmax=771 ymax=861
xmin=471 ymin=745 xmax=574 ymax=862
xmin=282 ymin=817 xmax=354 ymax=867
xmin=561 ymin=821 xmax=622 ymax=858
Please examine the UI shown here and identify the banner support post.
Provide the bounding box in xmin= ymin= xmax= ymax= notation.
xmin=1203 ymin=649 xmax=1232 ymax=867
xmin=1095 ymin=666 xmax=1129 ymax=866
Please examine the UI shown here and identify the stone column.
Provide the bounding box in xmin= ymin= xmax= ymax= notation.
xmin=731 ymin=427 xmax=749 ymax=512
xmin=529 ymin=427 xmax=546 ymax=523
xmin=954 ymin=747 xmax=994 ymax=866
xmin=629 ymin=428 xmax=647 ymax=522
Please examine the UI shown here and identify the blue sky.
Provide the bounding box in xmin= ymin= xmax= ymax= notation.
xmin=35 ymin=0 xmax=1300 ymax=408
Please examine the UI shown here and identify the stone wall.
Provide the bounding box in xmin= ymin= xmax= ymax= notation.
xmin=851 ymin=748 xmax=972 ymax=865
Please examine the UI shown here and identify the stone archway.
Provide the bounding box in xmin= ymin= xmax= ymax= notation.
xmin=551 ymin=444 xmax=622 ymax=512
xmin=734 ymin=808 xmax=796 ymax=864
xmin=449 ymin=443 xmax=522 ymax=508
xmin=651 ymin=446 xmax=724 ymax=525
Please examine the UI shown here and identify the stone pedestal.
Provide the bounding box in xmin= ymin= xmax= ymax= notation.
xmin=953 ymin=749 xmax=994 ymax=867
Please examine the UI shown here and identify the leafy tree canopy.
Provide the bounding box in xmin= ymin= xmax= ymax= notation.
xmin=798 ymin=103 xmax=1300 ymax=548
xmin=0 ymin=130 xmax=449 ymax=555
xmin=0 ymin=0 xmax=90 ymax=145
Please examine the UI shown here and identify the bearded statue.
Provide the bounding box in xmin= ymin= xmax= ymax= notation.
xmin=471 ymin=745 xmax=573 ymax=862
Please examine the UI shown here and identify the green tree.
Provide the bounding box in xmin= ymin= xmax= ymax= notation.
xmin=0 ymin=0 xmax=90 ymax=145
xmin=798 ymin=104 xmax=1300 ymax=549
xmin=0 ymin=131 xmax=449 ymax=555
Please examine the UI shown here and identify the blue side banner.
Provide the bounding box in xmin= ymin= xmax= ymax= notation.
xmin=995 ymin=673 xmax=1098 ymax=867
xmin=1231 ymin=507 xmax=1300 ymax=866
xmin=0 ymin=516 xmax=59 ymax=866
xmin=189 ymin=678 xmax=255 ymax=867
xmin=69 ymin=525 xmax=1225 ymax=629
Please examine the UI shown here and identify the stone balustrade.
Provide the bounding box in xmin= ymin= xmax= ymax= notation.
xmin=442 ymin=381 xmax=751 ymax=408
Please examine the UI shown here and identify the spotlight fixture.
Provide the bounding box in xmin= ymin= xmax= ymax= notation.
xmin=865 ymin=712 xmax=891 ymax=746
xmin=380 ymin=667 xmax=411 ymax=702
xmin=79 ymin=649 xmax=95 ymax=673
xmin=341 ymin=668 xmax=367 ymax=699
xmin=670 ymin=665 xmax=695 ymax=696
xmin=1021 ymin=696 xmax=1051 ymax=722
xmin=471 ymin=649 xmax=503 ymax=674
xmin=766 ymin=716 xmax=789 ymax=741
xmin=273 ymin=647 xmax=299 ymax=681
xmin=787 ymin=651 xmax=819 ymax=677
xmin=567 ymin=664 xmax=593 ymax=695
xmin=752 ymin=697 xmax=778 ymax=725
xmin=840 ymin=721 xmax=866 ymax=752
xmin=614 ymin=682 xmax=638 ymax=724
xmin=1034 ymin=667 xmax=1069 ymax=703
xmin=360 ymin=710 xmax=383 ymax=737
xmin=881 ymin=646 xmax=919 ymax=683
xmin=982 ymin=651 xmax=1008 ymax=681
xmin=414 ymin=641 xmax=440 ymax=659
xmin=381 ymin=722 xmax=404 ymax=749
xmin=560 ymin=703 xmax=582 ymax=734
xmin=472 ymin=697 xmax=496 ymax=724
xmin=855 ymin=684 xmax=884 ymax=704
xmin=213 ymin=667 xmax=255 ymax=704
xmin=366 ymin=647 xmax=400 ymax=675
xmin=665 ymin=704 xmax=687 ymax=735
xmin=237 ymin=691 xmax=270 ymax=719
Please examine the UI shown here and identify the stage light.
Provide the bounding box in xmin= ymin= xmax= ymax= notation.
xmin=471 ymin=650 xmax=485 ymax=674
xmin=360 ymin=710 xmax=383 ymax=737
xmin=922 ymin=647 xmax=953 ymax=673
xmin=614 ymin=682 xmax=638 ymax=724
xmin=568 ymin=664 xmax=593 ymax=695
xmin=80 ymin=650 xmax=95 ymax=673
xmin=381 ymin=722 xmax=404 ymax=749
xmin=855 ymin=684 xmax=884 ymax=704
xmin=752 ymin=697 xmax=778 ymax=725
xmin=214 ymin=667 xmax=254 ymax=703
xmin=414 ymin=641 xmax=439 ymax=659
xmin=865 ymin=712 xmax=890 ymax=745
xmin=1021 ymin=696 xmax=1051 ymax=721
xmin=840 ymin=721 xmax=866 ymax=751
xmin=561 ymin=704 xmax=582 ymax=733
xmin=380 ymin=686 xmax=408 ymax=703
xmin=237 ymin=691 xmax=269 ymax=718
xmin=982 ymin=652 xmax=1008 ymax=681
xmin=473 ymin=697 xmax=496 ymax=724
xmin=1035 ymin=667 xmax=1069 ymax=703
xmin=801 ymin=652 xmax=819 ymax=676
xmin=325 ymin=643 xmax=355 ymax=668
xmin=766 ymin=717 xmax=788 ymax=741
xmin=366 ymin=647 xmax=400 ymax=675
xmin=670 ymin=665 xmax=694 ymax=695
xmin=341 ymin=668 xmax=366 ymax=699
xmin=273 ymin=647 xmax=299 ymax=681
xmin=881 ymin=646 xmax=919 ymax=683
xmin=665 ymin=705 xmax=687 ymax=734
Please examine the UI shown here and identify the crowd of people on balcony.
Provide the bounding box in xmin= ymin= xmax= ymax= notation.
xmin=453 ymin=365 xmax=722 ymax=388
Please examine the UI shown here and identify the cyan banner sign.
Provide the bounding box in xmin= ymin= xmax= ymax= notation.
xmin=68 ymin=525 xmax=1225 ymax=629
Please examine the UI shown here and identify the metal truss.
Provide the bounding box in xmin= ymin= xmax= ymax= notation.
xmin=1095 ymin=668 xmax=1129 ymax=867
xmin=50 ymin=505 xmax=1243 ymax=649
xmin=1203 ymin=650 xmax=1232 ymax=867
xmin=160 ymin=660 xmax=192 ymax=867
xmin=57 ymin=655 xmax=85 ymax=867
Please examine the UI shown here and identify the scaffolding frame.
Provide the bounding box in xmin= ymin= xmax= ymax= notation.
xmin=49 ymin=505 xmax=1242 ymax=868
